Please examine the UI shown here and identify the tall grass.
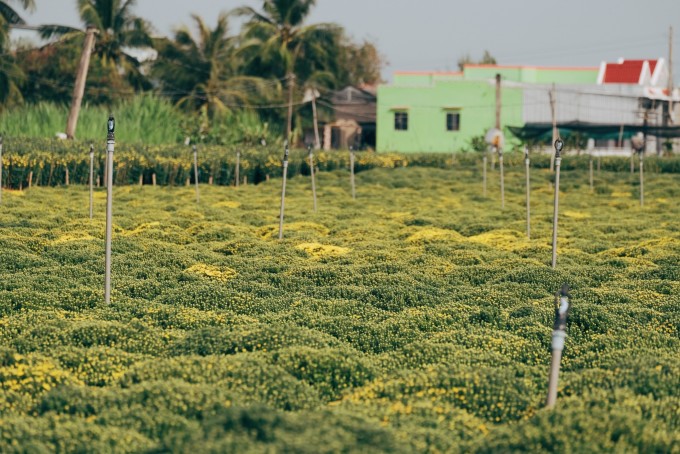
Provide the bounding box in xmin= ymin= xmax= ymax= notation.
xmin=0 ymin=96 xmax=184 ymax=144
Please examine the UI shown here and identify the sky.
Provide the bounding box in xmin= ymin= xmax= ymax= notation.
xmin=15 ymin=0 xmax=680 ymax=83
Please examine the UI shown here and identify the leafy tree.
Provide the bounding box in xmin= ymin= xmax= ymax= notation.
xmin=39 ymin=0 xmax=153 ymax=90
xmin=16 ymin=39 xmax=134 ymax=105
xmin=457 ymin=49 xmax=497 ymax=71
xmin=153 ymin=13 xmax=270 ymax=126
xmin=335 ymin=38 xmax=385 ymax=86
xmin=235 ymin=0 xmax=342 ymax=140
xmin=0 ymin=0 xmax=35 ymax=105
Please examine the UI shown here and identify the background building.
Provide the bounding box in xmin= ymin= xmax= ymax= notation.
xmin=377 ymin=62 xmax=679 ymax=153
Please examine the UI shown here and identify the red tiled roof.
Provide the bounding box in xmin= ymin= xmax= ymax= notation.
xmin=602 ymin=60 xmax=657 ymax=84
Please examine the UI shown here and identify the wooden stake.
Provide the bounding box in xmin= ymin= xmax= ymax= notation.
xmin=350 ymin=147 xmax=356 ymax=200
xmin=309 ymin=145 xmax=317 ymax=212
xmin=278 ymin=142 xmax=290 ymax=240
xmin=65 ymin=167 xmax=69 ymax=186
xmin=525 ymin=148 xmax=530 ymax=239
xmin=152 ymin=173 xmax=157 ymax=186
xmin=28 ymin=171 xmax=33 ymax=188
xmin=235 ymin=151 xmax=240 ymax=187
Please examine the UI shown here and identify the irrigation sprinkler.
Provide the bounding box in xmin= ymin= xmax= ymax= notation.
xmin=546 ymin=284 xmax=571 ymax=409
xmin=235 ymin=150 xmax=240 ymax=187
xmin=278 ymin=141 xmax=289 ymax=240
xmin=104 ymin=115 xmax=115 ymax=304
xmin=89 ymin=144 xmax=94 ymax=219
xmin=0 ymin=135 xmax=3 ymax=205
xmin=525 ymin=146 xmax=531 ymax=239
xmin=192 ymin=145 xmax=200 ymax=204
xmin=308 ymin=144 xmax=317 ymax=212
xmin=551 ymin=138 xmax=563 ymax=269
xmin=349 ymin=146 xmax=356 ymax=200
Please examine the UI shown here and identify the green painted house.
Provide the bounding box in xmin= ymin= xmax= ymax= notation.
xmin=377 ymin=65 xmax=599 ymax=153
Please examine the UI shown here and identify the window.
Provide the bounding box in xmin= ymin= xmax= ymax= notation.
xmin=394 ymin=111 xmax=408 ymax=131
xmin=446 ymin=112 xmax=461 ymax=131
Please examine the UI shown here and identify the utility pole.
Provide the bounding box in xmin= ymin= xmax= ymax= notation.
xmin=495 ymin=74 xmax=501 ymax=130
xmin=549 ymin=84 xmax=557 ymax=172
xmin=66 ymin=26 xmax=97 ymax=139
xmin=669 ymin=26 xmax=674 ymax=126
xmin=286 ymin=73 xmax=296 ymax=143
xmin=311 ymin=91 xmax=321 ymax=150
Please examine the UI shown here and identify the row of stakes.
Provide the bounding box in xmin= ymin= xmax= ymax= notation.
xmin=5 ymin=118 xmax=651 ymax=408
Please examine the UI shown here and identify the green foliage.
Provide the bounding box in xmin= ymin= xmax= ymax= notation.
xmin=0 ymin=164 xmax=678 ymax=451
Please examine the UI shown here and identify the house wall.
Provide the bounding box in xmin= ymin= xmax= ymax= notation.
xmin=377 ymin=80 xmax=523 ymax=153
xmin=464 ymin=66 xmax=599 ymax=84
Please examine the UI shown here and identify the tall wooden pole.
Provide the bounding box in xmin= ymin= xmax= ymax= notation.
xmin=495 ymin=73 xmax=501 ymax=130
xmin=495 ymin=74 xmax=504 ymax=209
xmin=286 ymin=73 xmax=295 ymax=143
xmin=549 ymin=84 xmax=557 ymax=172
xmin=66 ymin=26 xmax=97 ymax=139
xmin=669 ymin=26 xmax=674 ymax=126
xmin=312 ymin=95 xmax=321 ymax=150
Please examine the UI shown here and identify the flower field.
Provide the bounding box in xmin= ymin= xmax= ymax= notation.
xmin=0 ymin=159 xmax=678 ymax=452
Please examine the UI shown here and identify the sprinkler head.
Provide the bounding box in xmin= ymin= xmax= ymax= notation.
xmin=107 ymin=116 xmax=115 ymax=135
xmin=554 ymin=138 xmax=564 ymax=154
xmin=192 ymin=145 xmax=197 ymax=153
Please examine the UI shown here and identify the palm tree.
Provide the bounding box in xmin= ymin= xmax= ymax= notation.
xmin=39 ymin=0 xmax=153 ymax=89
xmin=152 ymin=14 xmax=271 ymax=123
xmin=235 ymin=0 xmax=341 ymax=141
xmin=0 ymin=0 xmax=35 ymax=104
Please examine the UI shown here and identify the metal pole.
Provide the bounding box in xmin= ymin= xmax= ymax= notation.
xmin=589 ymin=156 xmax=594 ymax=192
xmin=278 ymin=141 xmax=289 ymax=240
xmin=482 ymin=154 xmax=487 ymax=196
xmin=308 ymin=145 xmax=317 ymax=212
xmin=551 ymin=139 xmax=563 ymax=269
xmin=0 ymin=136 xmax=3 ymax=205
xmin=546 ymin=284 xmax=571 ymax=409
xmin=499 ymin=148 xmax=505 ymax=209
xmin=525 ymin=146 xmax=530 ymax=239
xmin=639 ymin=151 xmax=644 ymax=207
xmin=192 ymin=145 xmax=199 ymax=204
xmin=104 ymin=115 xmax=115 ymax=304
xmin=350 ymin=147 xmax=356 ymax=200
xmin=235 ymin=150 xmax=240 ymax=187
xmin=89 ymin=144 xmax=94 ymax=219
